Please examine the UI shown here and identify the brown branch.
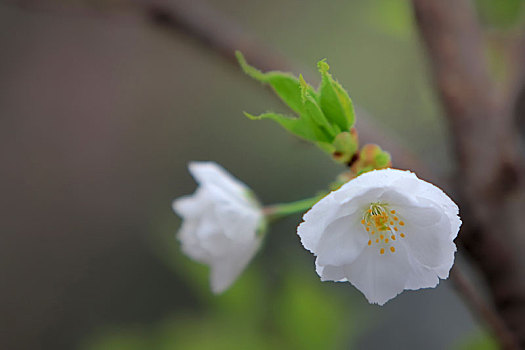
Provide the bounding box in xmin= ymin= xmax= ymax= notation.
xmin=136 ymin=0 xmax=430 ymax=178
xmin=412 ymin=0 xmax=525 ymax=348
xmin=502 ymin=35 xmax=525 ymax=109
xmin=450 ymin=266 xmax=518 ymax=350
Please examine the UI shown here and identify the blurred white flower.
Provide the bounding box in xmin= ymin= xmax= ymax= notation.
xmin=297 ymin=168 xmax=461 ymax=305
xmin=173 ymin=161 xmax=264 ymax=293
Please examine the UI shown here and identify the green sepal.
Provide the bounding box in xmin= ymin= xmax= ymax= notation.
xmin=331 ymin=129 xmax=359 ymax=164
xmin=351 ymin=144 xmax=392 ymax=175
xmin=317 ymin=60 xmax=355 ymax=131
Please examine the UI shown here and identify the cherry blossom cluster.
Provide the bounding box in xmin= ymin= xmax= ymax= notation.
xmin=173 ymin=55 xmax=461 ymax=305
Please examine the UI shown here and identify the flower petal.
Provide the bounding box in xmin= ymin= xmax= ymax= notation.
xmin=209 ymin=237 xmax=262 ymax=293
xmin=402 ymin=211 xmax=456 ymax=271
xmin=214 ymin=200 xmax=261 ymax=241
xmin=298 ymin=187 xmax=383 ymax=253
xmin=172 ymin=190 xmax=210 ymax=219
xmin=189 ymin=161 xmax=249 ymax=198
xmin=316 ymin=261 xmax=348 ymax=282
xmin=178 ymin=219 xmax=213 ymax=263
xmin=315 ymin=213 xmax=368 ymax=266
xmin=343 ymin=242 xmax=412 ymax=305
xmin=404 ymin=259 xmax=440 ymax=290
xmin=392 ymin=174 xmax=461 ymax=240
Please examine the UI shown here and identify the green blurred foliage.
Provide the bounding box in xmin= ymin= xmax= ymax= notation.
xmin=79 ymin=218 xmax=359 ymax=350
xmin=366 ymin=0 xmax=414 ymax=40
xmin=454 ymin=331 xmax=499 ymax=350
xmin=476 ymin=0 xmax=525 ymax=28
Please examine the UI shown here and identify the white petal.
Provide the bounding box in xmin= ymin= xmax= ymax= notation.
xmin=343 ymin=243 xmax=412 ymax=305
xmin=172 ymin=190 xmax=209 ymax=219
xmin=298 ymin=187 xmax=382 ymax=253
xmin=316 ymin=261 xmax=348 ymax=282
xmin=209 ymin=237 xmax=262 ymax=293
xmin=189 ymin=161 xmax=247 ymax=198
xmin=193 ymin=214 xmax=235 ymax=256
xmin=214 ymin=201 xmax=261 ymax=241
xmin=402 ymin=210 xmax=456 ymax=270
xmin=298 ymin=195 xmax=342 ymax=253
xmin=403 ymin=250 xmax=440 ymax=290
xmin=336 ymin=168 xmax=417 ymax=192
xmin=315 ymin=213 xmax=368 ymax=266
xmin=392 ymin=174 xmax=461 ymax=240
xmin=178 ymin=219 xmax=213 ymax=263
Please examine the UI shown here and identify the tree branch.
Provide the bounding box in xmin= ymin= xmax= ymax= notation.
xmin=450 ymin=266 xmax=518 ymax=350
xmin=412 ymin=0 xmax=525 ymax=348
xmin=138 ymin=0 xmax=431 ymax=179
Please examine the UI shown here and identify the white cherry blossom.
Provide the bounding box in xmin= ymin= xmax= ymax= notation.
xmin=297 ymin=168 xmax=461 ymax=305
xmin=173 ymin=161 xmax=263 ymax=293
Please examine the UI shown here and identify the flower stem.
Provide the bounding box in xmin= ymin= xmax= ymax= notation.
xmin=263 ymin=193 xmax=327 ymax=221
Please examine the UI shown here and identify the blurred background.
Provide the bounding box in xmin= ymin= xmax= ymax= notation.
xmin=1 ymin=0 xmax=523 ymax=349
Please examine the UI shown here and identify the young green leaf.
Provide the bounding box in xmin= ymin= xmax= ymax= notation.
xmin=317 ymin=60 xmax=355 ymax=131
xmin=243 ymin=112 xmax=331 ymax=143
xmin=236 ymin=51 xmax=313 ymax=114
xmin=299 ymin=75 xmax=338 ymax=141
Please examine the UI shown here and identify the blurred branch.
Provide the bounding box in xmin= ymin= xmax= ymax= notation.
xmin=504 ymin=35 xmax=525 ymax=109
xmin=450 ymin=266 xmax=518 ymax=350
xmin=136 ymin=0 xmax=432 ymax=179
xmin=412 ymin=0 xmax=525 ymax=348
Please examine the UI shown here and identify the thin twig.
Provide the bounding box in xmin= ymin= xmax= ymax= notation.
xmin=450 ymin=266 xmax=519 ymax=350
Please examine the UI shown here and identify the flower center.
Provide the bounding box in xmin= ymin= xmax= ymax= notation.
xmin=361 ymin=203 xmax=405 ymax=255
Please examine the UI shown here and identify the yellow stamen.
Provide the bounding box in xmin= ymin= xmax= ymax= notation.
xmin=399 ymin=221 xmax=405 ymax=226
xmin=390 ymin=246 xmax=395 ymax=253
xmin=390 ymin=210 xmax=396 ymax=214
xmin=394 ymin=227 xmax=398 ymax=231
xmin=391 ymin=235 xmax=396 ymax=240
xmin=400 ymin=233 xmax=405 ymax=238
xmin=385 ymin=238 xmax=389 ymax=243
xmin=368 ymin=240 xmax=371 ymax=246
xmin=380 ymin=248 xmax=385 ymax=255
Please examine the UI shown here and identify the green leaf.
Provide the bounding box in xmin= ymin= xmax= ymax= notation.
xmin=299 ymin=75 xmax=338 ymax=140
xmin=317 ymin=59 xmax=355 ymax=131
xmin=244 ymin=112 xmax=330 ymax=143
xmin=236 ymin=51 xmax=314 ymax=115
